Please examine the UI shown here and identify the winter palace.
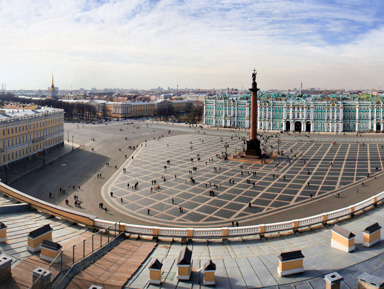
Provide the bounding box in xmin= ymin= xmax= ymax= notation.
xmin=204 ymin=93 xmax=384 ymax=133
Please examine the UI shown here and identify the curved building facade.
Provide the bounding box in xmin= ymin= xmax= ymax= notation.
xmin=204 ymin=94 xmax=384 ymax=133
xmin=0 ymin=107 xmax=64 ymax=166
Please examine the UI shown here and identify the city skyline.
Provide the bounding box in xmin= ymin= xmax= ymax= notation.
xmin=1 ymin=0 xmax=383 ymax=90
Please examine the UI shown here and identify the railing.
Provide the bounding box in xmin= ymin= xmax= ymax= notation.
xmin=0 ymin=182 xmax=383 ymax=241
xmin=28 ymin=225 xmax=123 ymax=289
xmin=0 ymin=183 xmax=96 ymax=227
xmin=52 ymin=232 xmax=125 ymax=289
xmin=85 ymin=191 xmax=384 ymax=239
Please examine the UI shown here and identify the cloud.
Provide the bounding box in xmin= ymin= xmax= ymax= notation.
xmin=0 ymin=0 xmax=383 ymax=90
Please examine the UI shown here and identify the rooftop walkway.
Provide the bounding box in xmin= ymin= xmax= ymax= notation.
xmin=67 ymin=239 xmax=156 ymax=289
xmin=126 ymin=205 xmax=384 ymax=289
xmin=0 ymin=204 xmax=94 ymax=288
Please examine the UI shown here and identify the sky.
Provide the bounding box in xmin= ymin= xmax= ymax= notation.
xmin=0 ymin=0 xmax=383 ymax=90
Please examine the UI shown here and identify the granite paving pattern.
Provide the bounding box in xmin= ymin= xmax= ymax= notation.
xmin=104 ymin=134 xmax=384 ymax=226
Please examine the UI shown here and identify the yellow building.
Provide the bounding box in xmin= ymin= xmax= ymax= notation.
xmin=0 ymin=107 xmax=64 ymax=166
xmin=105 ymin=102 xmax=131 ymax=118
xmin=130 ymin=102 xmax=154 ymax=117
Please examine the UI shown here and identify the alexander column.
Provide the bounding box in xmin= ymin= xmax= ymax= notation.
xmin=245 ymin=69 xmax=262 ymax=156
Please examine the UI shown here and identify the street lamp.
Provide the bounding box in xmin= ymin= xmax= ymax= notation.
xmin=67 ymin=130 xmax=69 ymax=142
xmin=43 ymin=145 xmax=46 ymax=166
xmin=72 ymin=135 xmax=74 ymax=150
xmin=277 ymin=138 xmax=281 ymax=154
xmin=4 ymin=163 xmax=8 ymax=185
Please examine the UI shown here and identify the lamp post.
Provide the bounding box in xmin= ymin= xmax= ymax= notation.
xmin=72 ymin=135 xmax=74 ymax=150
xmin=277 ymin=138 xmax=281 ymax=154
xmin=43 ymin=145 xmax=46 ymax=166
xmin=67 ymin=130 xmax=69 ymax=142
xmin=4 ymin=163 xmax=8 ymax=185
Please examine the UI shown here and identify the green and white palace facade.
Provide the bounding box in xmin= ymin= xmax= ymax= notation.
xmin=204 ymin=94 xmax=384 ymax=133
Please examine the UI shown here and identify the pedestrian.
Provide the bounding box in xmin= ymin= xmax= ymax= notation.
xmin=104 ymin=207 xmax=108 ymax=212
xmin=236 ymin=222 xmax=239 ymax=227
xmin=357 ymin=188 xmax=359 ymax=194
xmin=249 ymin=202 xmax=252 ymax=207
xmin=147 ymin=209 xmax=150 ymax=215
xmin=172 ymin=198 xmax=174 ymax=204
xmin=110 ymin=192 xmax=113 ymax=197
xmin=49 ymin=192 xmax=52 ymax=198
xmin=65 ymin=199 xmax=69 ymax=205
xmin=307 ymin=182 xmax=310 ymax=186
xmin=310 ymin=194 xmax=312 ymax=199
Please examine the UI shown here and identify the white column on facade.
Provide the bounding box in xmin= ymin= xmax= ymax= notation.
xmin=283 ymin=106 xmax=287 ymax=119
xmin=299 ymin=106 xmax=302 ymax=122
xmin=356 ymin=105 xmax=359 ymax=132
xmin=381 ymin=104 xmax=383 ymax=131
xmin=340 ymin=105 xmax=344 ymax=132
xmin=311 ymin=121 xmax=314 ymax=132
xmin=214 ymin=100 xmax=217 ymax=125
xmin=333 ymin=107 xmax=336 ymax=132
xmin=304 ymin=106 xmax=307 ymax=122
xmin=329 ymin=107 xmax=333 ymax=132
xmin=222 ymin=102 xmax=225 ymax=127
xmin=369 ymin=105 xmax=372 ymax=131
xmin=290 ymin=105 xmax=293 ymax=121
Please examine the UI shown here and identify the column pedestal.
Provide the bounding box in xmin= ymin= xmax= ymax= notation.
xmin=246 ymin=139 xmax=261 ymax=156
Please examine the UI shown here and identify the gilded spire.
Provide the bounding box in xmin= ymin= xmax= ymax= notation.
xmin=51 ymin=73 xmax=54 ymax=88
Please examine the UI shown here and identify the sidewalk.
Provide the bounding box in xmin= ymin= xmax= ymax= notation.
xmin=0 ymin=141 xmax=79 ymax=185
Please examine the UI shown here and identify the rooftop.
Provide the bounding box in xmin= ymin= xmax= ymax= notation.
xmin=0 ymin=107 xmax=63 ymax=122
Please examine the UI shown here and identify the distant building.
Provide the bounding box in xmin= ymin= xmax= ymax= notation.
xmin=204 ymin=93 xmax=384 ymax=132
xmin=130 ymin=102 xmax=155 ymax=117
xmin=48 ymin=75 xmax=59 ymax=99
xmin=0 ymin=107 xmax=64 ymax=166
xmin=105 ymin=102 xmax=131 ymax=118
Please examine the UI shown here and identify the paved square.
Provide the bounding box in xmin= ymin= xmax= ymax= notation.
xmin=103 ymin=134 xmax=384 ymax=226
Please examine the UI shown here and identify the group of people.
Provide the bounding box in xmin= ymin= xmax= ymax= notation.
xmin=99 ymin=202 xmax=108 ymax=212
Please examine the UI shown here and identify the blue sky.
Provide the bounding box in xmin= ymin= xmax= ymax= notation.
xmin=0 ymin=0 xmax=383 ymax=90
